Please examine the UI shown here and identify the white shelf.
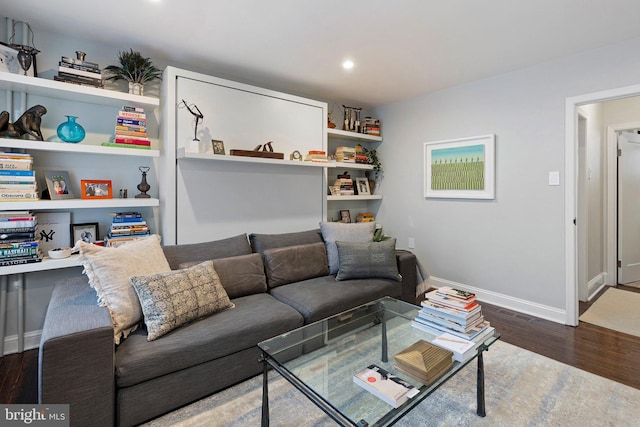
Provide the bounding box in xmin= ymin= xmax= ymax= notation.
xmin=177 ymin=149 xmax=375 ymax=170
xmin=0 ymin=198 xmax=159 ymax=210
xmin=327 ymin=195 xmax=382 ymax=201
xmin=0 ymin=138 xmax=159 ymax=157
xmin=327 ymin=128 xmax=382 ymax=142
xmin=2 ymin=255 xmax=82 ymax=275
xmin=0 ymin=73 xmax=159 ymax=108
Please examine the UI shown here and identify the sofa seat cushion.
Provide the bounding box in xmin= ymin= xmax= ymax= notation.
xmin=269 ymin=275 xmax=402 ymax=323
xmin=114 ymin=293 xmax=303 ymax=388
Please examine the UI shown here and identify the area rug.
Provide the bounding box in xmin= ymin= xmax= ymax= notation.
xmin=142 ymin=341 xmax=640 ymax=427
xmin=579 ymin=287 xmax=640 ymax=338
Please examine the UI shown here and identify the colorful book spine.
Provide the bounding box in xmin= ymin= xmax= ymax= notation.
xmin=114 ymin=138 xmax=151 ymax=146
xmin=101 ymin=142 xmax=151 ymax=150
xmin=0 ymin=247 xmax=39 ymax=258
xmin=0 ymin=170 xmax=35 ymax=177
xmin=117 ymin=111 xmax=146 ymax=120
xmin=117 ymin=118 xmax=147 ymax=126
xmin=0 ymin=257 xmax=42 ymax=267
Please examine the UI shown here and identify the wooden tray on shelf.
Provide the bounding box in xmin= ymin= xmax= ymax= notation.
xmin=229 ymin=149 xmax=284 ymax=159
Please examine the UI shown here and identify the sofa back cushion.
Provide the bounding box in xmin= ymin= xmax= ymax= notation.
xmin=163 ymin=234 xmax=251 ymax=270
xmin=262 ymin=242 xmax=329 ymax=288
xmin=319 ymin=222 xmax=376 ymax=275
xmin=249 ymin=229 xmax=323 ymax=254
xmin=179 ymin=253 xmax=268 ymax=299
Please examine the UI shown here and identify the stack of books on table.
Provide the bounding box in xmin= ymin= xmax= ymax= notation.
xmin=393 ymin=340 xmax=453 ymax=386
xmin=412 ymin=287 xmax=495 ymax=362
xmin=356 ymin=212 xmax=375 ymax=222
xmin=0 ymin=153 xmax=38 ymax=201
xmin=102 ymin=106 xmax=151 ymax=150
xmin=303 ymin=150 xmax=327 ymax=162
xmin=105 ymin=211 xmax=150 ymax=247
xmin=353 ymin=364 xmax=419 ymax=408
xmin=54 ymin=56 xmax=104 ymax=88
xmin=335 ymin=146 xmax=356 ymax=163
xmin=0 ymin=211 xmax=41 ymax=266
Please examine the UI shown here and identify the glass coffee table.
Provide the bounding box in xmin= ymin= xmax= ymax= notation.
xmin=258 ymin=297 xmax=499 ymax=426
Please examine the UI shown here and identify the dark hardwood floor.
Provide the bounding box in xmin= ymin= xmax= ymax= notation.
xmin=2 ymin=284 xmax=640 ymax=404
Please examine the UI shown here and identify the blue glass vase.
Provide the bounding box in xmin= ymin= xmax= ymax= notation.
xmin=57 ymin=115 xmax=85 ymax=143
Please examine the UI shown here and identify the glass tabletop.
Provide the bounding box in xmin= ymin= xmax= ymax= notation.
xmin=258 ymin=297 xmax=499 ymax=426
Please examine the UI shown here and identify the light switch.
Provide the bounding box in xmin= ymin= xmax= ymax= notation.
xmin=549 ymin=171 xmax=560 ymax=186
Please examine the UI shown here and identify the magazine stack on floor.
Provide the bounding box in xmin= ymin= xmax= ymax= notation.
xmin=412 ymin=286 xmax=495 ymax=362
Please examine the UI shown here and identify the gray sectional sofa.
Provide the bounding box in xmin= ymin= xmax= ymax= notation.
xmin=38 ymin=229 xmax=417 ymax=427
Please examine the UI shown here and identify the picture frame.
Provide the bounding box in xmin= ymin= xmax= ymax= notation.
xmin=70 ymin=222 xmax=99 ymax=244
xmin=44 ymin=170 xmax=75 ymax=200
xmin=355 ymin=177 xmax=371 ymax=196
xmin=212 ymin=139 xmax=225 ymax=155
xmin=0 ymin=42 xmax=35 ymax=76
xmin=424 ymin=134 xmax=495 ymax=199
xmin=80 ymin=179 xmax=112 ymax=199
xmin=340 ymin=209 xmax=351 ymax=223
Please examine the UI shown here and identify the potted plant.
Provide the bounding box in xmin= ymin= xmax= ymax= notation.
xmin=104 ymin=49 xmax=162 ymax=96
xmin=363 ymin=147 xmax=383 ymax=194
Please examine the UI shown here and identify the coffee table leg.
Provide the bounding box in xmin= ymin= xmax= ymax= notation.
xmin=262 ymin=354 xmax=269 ymax=427
xmin=476 ymin=347 xmax=486 ymax=417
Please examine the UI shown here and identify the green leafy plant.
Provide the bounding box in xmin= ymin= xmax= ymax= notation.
xmin=104 ymin=49 xmax=162 ymax=84
xmin=363 ymin=147 xmax=383 ymax=179
xmin=373 ymin=227 xmax=390 ymax=242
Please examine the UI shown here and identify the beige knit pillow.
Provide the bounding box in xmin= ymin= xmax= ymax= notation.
xmin=76 ymin=235 xmax=171 ymax=344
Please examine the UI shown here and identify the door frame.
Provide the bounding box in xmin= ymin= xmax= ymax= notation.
xmin=565 ymin=83 xmax=640 ymax=326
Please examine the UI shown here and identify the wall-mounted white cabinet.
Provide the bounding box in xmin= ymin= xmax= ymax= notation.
xmin=160 ymin=67 xmax=328 ymax=245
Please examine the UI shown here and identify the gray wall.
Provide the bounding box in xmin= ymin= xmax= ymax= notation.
xmin=373 ymin=36 xmax=640 ymax=319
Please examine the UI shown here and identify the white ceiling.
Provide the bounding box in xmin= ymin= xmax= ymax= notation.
xmin=5 ymin=0 xmax=640 ymax=107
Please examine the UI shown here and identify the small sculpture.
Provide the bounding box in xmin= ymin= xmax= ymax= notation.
xmin=135 ymin=166 xmax=151 ymax=198
xmin=180 ymin=99 xmax=203 ymax=141
xmin=0 ymin=105 xmax=47 ymax=140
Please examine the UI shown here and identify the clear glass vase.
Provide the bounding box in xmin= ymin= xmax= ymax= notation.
xmin=57 ymin=115 xmax=85 ymax=143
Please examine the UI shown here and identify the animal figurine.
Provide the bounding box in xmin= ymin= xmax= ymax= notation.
xmin=0 ymin=105 xmax=47 ymax=140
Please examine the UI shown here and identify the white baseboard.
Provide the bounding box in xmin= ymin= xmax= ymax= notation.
xmin=429 ymin=276 xmax=567 ymax=324
xmin=2 ymin=330 xmax=41 ymax=356
xmin=587 ymin=273 xmax=607 ymax=302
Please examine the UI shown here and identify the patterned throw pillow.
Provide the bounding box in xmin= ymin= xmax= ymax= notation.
xmin=335 ymin=239 xmax=401 ymax=281
xmin=319 ymin=222 xmax=376 ymax=274
xmin=130 ymin=260 xmax=235 ymax=341
xmin=75 ymin=235 xmax=171 ymax=344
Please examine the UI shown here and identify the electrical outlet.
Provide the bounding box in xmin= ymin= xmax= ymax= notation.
xmin=408 ymin=237 xmax=415 ymax=249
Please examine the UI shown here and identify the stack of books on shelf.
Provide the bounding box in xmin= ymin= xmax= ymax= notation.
xmin=102 ymin=106 xmax=151 ymax=150
xmin=105 ymin=211 xmax=150 ymax=247
xmin=0 ymin=211 xmax=41 ymax=266
xmin=0 ymin=153 xmax=38 ymax=201
xmin=54 ymin=56 xmax=104 ymax=88
xmin=393 ymin=339 xmax=453 ymax=385
xmin=335 ymin=146 xmax=356 ymax=163
xmin=356 ymin=212 xmax=375 ymax=222
xmin=362 ymin=117 xmax=381 ymax=136
xmin=353 ymin=364 xmax=419 ymax=408
xmin=412 ymin=286 xmax=495 ymax=362
xmin=332 ymin=178 xmax=354 ymax=196
xmin=354 ymin=145 xmax=368 ymax=164
xmin=303 ymin=150 xmax=327 ymax=162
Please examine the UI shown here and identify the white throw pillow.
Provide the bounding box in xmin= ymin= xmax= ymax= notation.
xmin=76 ymin=235 xmax=171 ymax=344
xmin=319 ymin=222 xmax=376 ymax=275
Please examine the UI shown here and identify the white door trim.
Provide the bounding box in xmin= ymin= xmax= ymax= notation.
xmin=565 ymin=83 xmax=640 ymax=326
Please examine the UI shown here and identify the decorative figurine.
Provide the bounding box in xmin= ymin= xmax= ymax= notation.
xmin=135 ymin=166 xmax=151 ymax=198
xmin=0 ymin=105 xmax=47 ymax=140
xmin=180 ymin=99 xmax=204 ymax=142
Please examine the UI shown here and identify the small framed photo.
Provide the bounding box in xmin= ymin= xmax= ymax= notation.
xmin=80 ymin=179 xmax=112 ymax=199
xmin=212 ymin=139 xmax=225 ymax=155
xmin=340 ymin=209 xmax=351 ymax=223
xmin=355 ymin=177 xmax=370 ymax=196
xmin=71 ymin=222 xmax=99 ymax=244
xmin=44 ymin=170 xmax=75 ymax=200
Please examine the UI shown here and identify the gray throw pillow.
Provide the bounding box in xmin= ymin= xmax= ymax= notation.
xmin=262 ymin=242 xmax=329 ymax=288
xmin=319 ymin=222 xmax=376 ymax=274
xmin=130 ymin=260 xmax=235 ymax=341
xmin=335 ymin=239 xmax=401 ymax=281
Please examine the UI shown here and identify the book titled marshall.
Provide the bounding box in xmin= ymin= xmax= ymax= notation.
xmin=353 ymin=364 xmax=419 ymax=408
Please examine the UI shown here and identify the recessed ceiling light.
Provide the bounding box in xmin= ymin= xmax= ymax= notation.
xmin=342 ymin=60 xmax=354 ymax=70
